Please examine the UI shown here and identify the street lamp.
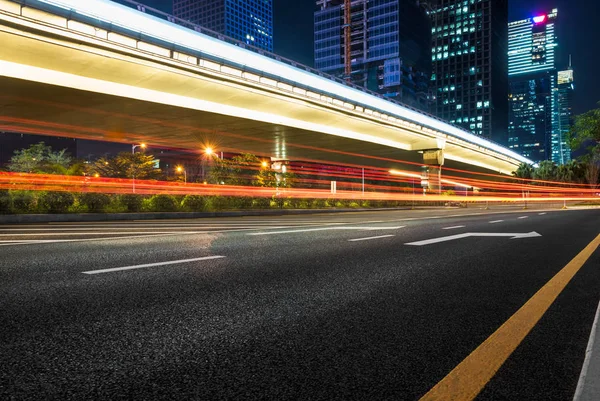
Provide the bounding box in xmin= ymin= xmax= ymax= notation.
xmin=132 ymin=143 xmax=146 ymax=154
xmin=204 ymin=147 xmax=213 ymax=156
xmin=176 ymin=166 xmax=187 ymax=184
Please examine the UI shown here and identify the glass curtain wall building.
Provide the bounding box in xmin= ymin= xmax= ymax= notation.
xmin=173 ymin=0 xmax=273 ymax=52
xmin=507 ymin=9 xmax=564 ymax=163
xmin=430 ymin=0 xmax=508 ymax=144
xmin=555 ymin=67 xmax=574 ymax=164
xmin=314 ymin=0 xmax=432 ymax=112
xmin=507 ymin=7 xmax=555 ymax=163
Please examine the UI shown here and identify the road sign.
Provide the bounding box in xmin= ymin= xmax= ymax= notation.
xmin=405 ymin=232 xmax=541 ymax=246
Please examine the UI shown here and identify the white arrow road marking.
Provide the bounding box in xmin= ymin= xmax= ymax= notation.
xmin=405 ymin=232 xmax=542 ymax=246
xmin=248 ymin=226 xmax=405 ymax=235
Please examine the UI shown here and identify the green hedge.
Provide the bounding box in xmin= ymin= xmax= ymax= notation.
xmin=0 ymin=191 xmax=413 ymax=214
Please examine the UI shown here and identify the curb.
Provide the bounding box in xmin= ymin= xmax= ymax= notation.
xmin=573 ymin=300 xmax=600 ymax=401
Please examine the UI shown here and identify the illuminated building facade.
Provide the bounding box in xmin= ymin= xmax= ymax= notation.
xmin=507 ymin=9 xmax=570 ymax=164
xmin=554 ymin=67 xmax=574 ymax=164
xmin=430 ymin=0 xmax=509 ymax=144
xmin=314 ymin=0 xmax=433 ymax=111
xmin=173 ymin=0 xmax=273 ymax=52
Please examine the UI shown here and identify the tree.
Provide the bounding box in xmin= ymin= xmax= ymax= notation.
xmin=569 ymin=103 xmax=600 ymax=188
xmin=92 ymin=152 xmax=161 ymax=179
xmin=569 ymin=102 xmax=600 ymax=157
xmin=533 ymin=160 xmax=558 ymax=183
xmin=584 ymin=151 xmax=600 ymax=189
xmin=8 ymin=142 xmax=49 ymax=173
xmin=207 ymin=153 xmax=294 ymax=188
xmin=8 ymin=142 xmax=74 ymax=174
xmin=512 ymin=163 xmax=535 ymax=180
xmin=556 ymin=159 xmax=586 ymax=184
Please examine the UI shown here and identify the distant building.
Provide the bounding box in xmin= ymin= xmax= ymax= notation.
xmin=172 ymin=0 xmax=273 ymax=52
xmin=507 ymin=9 xmax=562 ymax=163
xmin=430 ymin=0 xmax=509 ymax=144
xmin=554 ymin=66 xmax=574 ymax=164
xmin=314 ymin=0 xmax=433 ymax=112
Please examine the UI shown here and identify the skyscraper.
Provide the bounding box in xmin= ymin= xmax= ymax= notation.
xmin=507 ymin=9 xmax=559 ymax=163
xmin=430 ymin=0 xmax=509 ymax=144
xmin=172 ymin=0 xmax=273 ymax=52
xmin=555 ymin=65 xmax=574 ymax=164
xmin=314 ymin=0 xmax=432 ymax=111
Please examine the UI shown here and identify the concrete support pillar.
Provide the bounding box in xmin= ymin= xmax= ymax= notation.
xmin=422 ymin=149 xmax=444 ymax=194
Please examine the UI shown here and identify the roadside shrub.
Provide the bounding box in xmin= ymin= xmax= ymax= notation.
xmin=252 ymin=197 xmax=271 ymax=209
xmin=206 ymin=196 xmax=224 ymax=210
xmin=349 ymin=201 xmax=361 ymax=208
xmin=311 ymin=198 xmax=327 ymax=208
xmin=230 ymin=196 xmax=253 ymax=209
xmin=329 ymin=199 xmax=348 ymax=208
xmin=148 ymin=194 xmax=178 ymax=212
xmin=10 ymin=190 xmax=36 ymax=213
xmin=0 ymin=190 xmax=12 ymax=214
xmin=38 ymin=191 xmax=75 ymax=213
xmin=79 ymin=192 xmax=112 ymax=213
xmin=181 ymin=195 xmax=206 ymax=211
xmin=119 ymin=194 xmax=144 ymax=212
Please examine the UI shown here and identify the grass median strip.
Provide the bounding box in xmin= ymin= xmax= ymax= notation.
xmin=82 ymin=255 xmax=226 ymax=274
xmin=419 ymin=233 xmax=600 ymax=401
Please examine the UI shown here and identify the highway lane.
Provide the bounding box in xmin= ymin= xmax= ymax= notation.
xmin=0 ymin=208 xmax=599 ymax=400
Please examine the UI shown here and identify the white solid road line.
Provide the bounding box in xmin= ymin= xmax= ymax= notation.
xmin=573 ymin=300 xmax=600 ymax=401
xmin=0 ymin=231 xmax=204 ymax=237
xmin=348 ymin=235 xmax=395 ymax=242
xmin=442 ymin=225 xmax=466 ymax=230
xmin=82 ymin=255 xmax=226 ymax=274
xmin=0 ymin=233 xmax=198 ymax=246
xmin=518 ymin=216 xmax=529 ymax=219
xmin=248 ymin=226 xmax=405 ymax=235
xmin=489 ymin=220 xmax=504 ymax=224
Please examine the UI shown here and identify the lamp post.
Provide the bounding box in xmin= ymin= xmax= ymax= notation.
xmin=131 ymin=143 xmax=146 ymax=193
xmin=202 ymin=147 xmax=214 ymax=181
xmin=176 ymin=166 xmax=187 ymax=184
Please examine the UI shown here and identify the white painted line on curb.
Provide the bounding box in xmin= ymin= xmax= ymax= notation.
xmin=442 ymin=226 xmax=466 ymax=230
xmin=518 ymin=216 xmax=529 ymax=219
xmin=489 ymin=220 xmax=504 ymax=224
xmin=348 ymin=235 xmax=395 ymax=242
xmin=82 ymin=255 xmax=226 ymax=274
xmin=573 ymin=300 xmax=600 ymax=401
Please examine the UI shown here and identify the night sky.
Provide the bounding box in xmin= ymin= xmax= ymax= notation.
xmin=139 ymin=0 xmax=599 ymax=115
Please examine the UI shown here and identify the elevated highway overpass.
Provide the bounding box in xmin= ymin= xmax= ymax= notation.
xmin=0 ymin=0 xmax=533 ymax=176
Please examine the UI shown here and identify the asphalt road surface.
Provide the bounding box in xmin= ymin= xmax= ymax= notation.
xmin=1 ymin=207 xmax=599 ymax=400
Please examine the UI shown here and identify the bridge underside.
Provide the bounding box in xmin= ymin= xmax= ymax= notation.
xmin=1 ymin=77 xmax=502 ymax=178
xmin=0 ymin=10 xmax=514 ymax=177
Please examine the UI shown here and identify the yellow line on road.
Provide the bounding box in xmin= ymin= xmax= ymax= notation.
xmin=420 ymin=233 xmax=600 ymax=401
